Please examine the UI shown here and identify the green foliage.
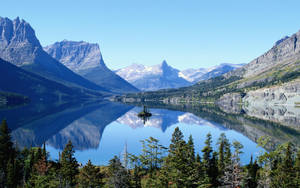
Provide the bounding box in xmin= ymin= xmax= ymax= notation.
xmin=60 ymin=140 xmax=79 ymax=187
xmin=107 ymin=156 xmax=131 ymax=188
xmin=78 ymin=160 xmax=104 ymax=188
xmin=1 ymin=120 xmax=299 ymax=188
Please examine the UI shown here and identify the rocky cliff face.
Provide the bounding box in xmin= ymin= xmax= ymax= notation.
xmin=0 ymin=17 xmax=41 ymax=66
xmin=216 ymin=93 xmax=242 ymax=114
xmin=44 ymin=40 xmax=138 ymax=93
xmin=226 ymin=32 xmax=300 ymax=80
xmin=242 ymin=79 xmax=300 ymax=130
xmin=44 ymin=40 xmax=105 ymax=73
xmin=115 ymin=60 xmax=191 ymax=91
xmin=0 ymin=17 xmax=107 ymax=92
xmin=217 ymin=80 xmax=300 ymax=130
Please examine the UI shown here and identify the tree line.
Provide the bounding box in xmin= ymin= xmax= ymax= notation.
xmin=0 ymin=119 xmax=299 ymax=187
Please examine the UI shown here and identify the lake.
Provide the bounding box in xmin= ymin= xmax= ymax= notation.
xmin=1 ymin=100 xmax=299 ymax=166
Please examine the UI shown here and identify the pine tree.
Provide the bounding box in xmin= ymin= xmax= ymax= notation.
xmin=42 ymin=142 xmax=47 ymax=160
xmin=60 ymin=140 xmax=79 ymax=187
xmin=217 ymin=133 xmax=230 ymax=177
xmin=6 ymin=158 xmax=15 ymax=188
xmin=222 ymin=141 xmax=244 ymax=187
xmin=163 ymin=127 xmax=189 ymax=187
xmin=244 ymin=156 xmax=259 ymax=188
xmin=194 ymin=154 xmax=210 ymax=187
xmin=78 ymin=160 xmax=103 ymax=188
xmin=0 ymin=120 xmax=14 ymax=171
xmin=107 ymin=156 xmax=131 ymax=188
xmin=272 ymin=142 xmax=296 ymax=187
xmin=128 ymin=154 xmax=142 ymax=188
xmin=210 ymin=151 xmax=219 ymax=186
xmin=0 ymin=119 xmax=15 ymax=187
xmin=295 ymin=150 xmax=300 ymax=187
xmin=186 ymin=135 xmax=198 ymax=187
xmin=202 ymin=133 xmax=218 ymax=185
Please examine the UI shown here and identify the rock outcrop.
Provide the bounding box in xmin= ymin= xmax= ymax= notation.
xmin=44 ymin=40 xmax=139 ymax=94
xmin=242 ymin=79 xmax=300 ymax=130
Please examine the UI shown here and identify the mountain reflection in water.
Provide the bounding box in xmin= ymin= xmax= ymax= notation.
xmin=0 ymin=100 xmax=299 ymax=165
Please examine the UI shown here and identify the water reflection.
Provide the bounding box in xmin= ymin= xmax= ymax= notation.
xmin=0 ymin=100 xmax=299 ymax=165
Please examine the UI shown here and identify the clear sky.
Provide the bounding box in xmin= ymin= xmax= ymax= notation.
xmin=1 ymin=0 xmax=300 ymax=70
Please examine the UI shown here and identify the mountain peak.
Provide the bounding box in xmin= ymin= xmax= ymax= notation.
xmin=274 ymin=36 xmax=289 ymax=46
xmin=161 ymin=60 xmax=168 ymax=67
xmin=44 ymin=40 xmax=106 ymax=72
xmin=0 ymin=17 xmax=42 ymax=65
xmin=44 ymin=40 xmax=139 ymax=93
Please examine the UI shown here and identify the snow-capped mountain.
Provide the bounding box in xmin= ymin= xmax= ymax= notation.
xmin=115 ymin=60 xmax=191 ymax=91
xmin=115 ymin=62 xmax=244 ymax=91
xmin=179 ymin=63 xmax=245 ymax=83
xmin=44 ymin=40 xmax=139 ymax=94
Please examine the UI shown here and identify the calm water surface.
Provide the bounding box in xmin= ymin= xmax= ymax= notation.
xmin=1 ymin=100 xmax=299 ymax=166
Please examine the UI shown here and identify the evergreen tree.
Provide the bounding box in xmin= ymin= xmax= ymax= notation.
xmin=78 ymin=160 xmax=103 ymax=188
xmin=0 ymin=120 xmax=14 ymax=171
xmin=272 ymin=142 xmax=296 ymax=187
xmin=295 ymin=150 xmax=300 ymax=187
xmin=128 ymin=154 xmax=142 ymax=188
xmin=60 ymin=140 xmax=79 ymax=187
xmin=163 ymin=127 xmax=190 ymax=187
xmin=0 ymin=119 xmax=15 ymax=187
xmin=194 ymin=154 xmax=210 ymax=187
xmin=187 ymin=135 xmax=195 ymax=164
xmin=6 ymin=158 xmax=15 ymax=188
xmin=244 ymin=156 xmax=259 ymax=188
xmin=210 ymin=151 xmax=219 ymax=186
xmin=107 ymin=156 xmax=131 ymax=188
xmin=42 ymin=142 xmax=47 ymax=160
xmin=217 ymin=133 xmax=230 ymax=177
xmin=202 ymin=133 xmax=212 ymax=167
xmin=202 ymin=133 xmax=219 ymax=186
xmin=222 ymin=141 xmax=244 ymax=187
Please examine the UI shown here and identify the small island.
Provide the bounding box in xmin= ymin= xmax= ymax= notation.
xmin=138 ymin=106 xmax=152 ymax=118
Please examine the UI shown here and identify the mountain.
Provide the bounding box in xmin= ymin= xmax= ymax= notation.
xmin=115 ymin=61 xmax=243 ymax=90
xmin=179 ymin=63 xmax=244 ymax=83
xmin=0 ymin=17 xmax=107 ymax=92
xmin=117 ymin=29 xmax=300 ymax=108
xmin=44 ymin=40 xmax=139 ymax=93
xmin=0 ymin=58 xmax=102 ymax=103
xmin=115 ymin=60 xmax=191 ymax=91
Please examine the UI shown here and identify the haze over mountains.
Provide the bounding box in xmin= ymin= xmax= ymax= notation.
xmin=115 ymin=61 xmax=243 ymax=91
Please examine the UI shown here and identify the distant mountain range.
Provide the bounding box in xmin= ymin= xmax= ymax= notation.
xmin=115 ymin=60 xmax=191 ymax=91
xmin=44 ymin=40 xmax=138 ymax=93
xmin=120 ymin=29 xmax=300 ymax=112
xmin=179 ymin=63 xmax=244 ymax=83
xmin=115 ymin=61 xmax=243 ymax=91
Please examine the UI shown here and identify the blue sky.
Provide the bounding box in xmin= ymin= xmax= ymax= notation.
xmin=1 ymin=0 xmax=300 ymax=70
